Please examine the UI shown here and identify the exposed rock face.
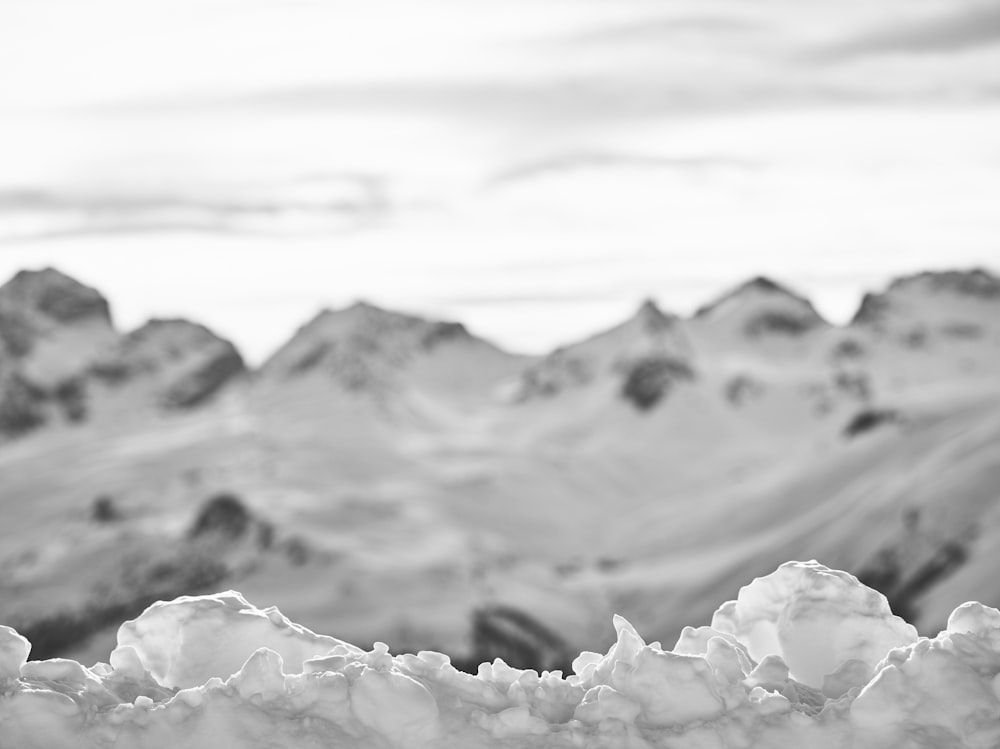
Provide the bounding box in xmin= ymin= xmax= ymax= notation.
xmin=620 ymin=355 xmax=694 ymax=411
xmin=161 ymin=343 xmax=245 ymax=409
xmin=420 ymin=321 xmax=472 ymax=351
xmin=0 ymin=312 xmax=35 ymax=358
xmin=91 ymin=318 xmax=246 ymax=409
xmin=694 ymin=276 xmax=827 ymax=338
xmin=463 ymin=604 xmax=574 ymax=674
xmin=842 ymin=408 xmax=901 ymax=439
xmin=851 ymin=292 xmax=891 ymax=328
xmin=188 ymin=493 xmax=254 ymax=541
xmin=0 ymin=371 xmax=47 ymax=436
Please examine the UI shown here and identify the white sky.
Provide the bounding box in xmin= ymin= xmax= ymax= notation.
xmin=1 ymin=0 xmax=999 ymax=362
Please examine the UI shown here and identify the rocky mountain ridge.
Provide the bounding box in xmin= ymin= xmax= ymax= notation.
xmin=1 ymin=266 xmax=998 ymax=440
xmin=0 ymin=269 xmax=245 ymax=438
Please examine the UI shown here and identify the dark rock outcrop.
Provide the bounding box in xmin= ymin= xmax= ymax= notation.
xmin=161 ymin=343 xmax=245 ymax=409
xmin=843 ymin=408 xmax=900 ymax=438
xmin=621 ymin=355 xmax=694 ymax=411
xmin=0 ymin=372 xmax=48 ymax=437
xmin=460 ymin=604 xmax=573 ymax=674
xmin=188 ymin=493 xmax=253 ymax=541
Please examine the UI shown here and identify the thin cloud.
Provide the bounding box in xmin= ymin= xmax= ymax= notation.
xmin=566 ymin=16 xmax=760 ymax=46
xmin=485 ymin=153 xmax=757 ymax=188
xmin=820 ymin=4 xmax=1000 ymax=58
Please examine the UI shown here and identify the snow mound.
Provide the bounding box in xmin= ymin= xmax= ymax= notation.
xmin=3 ymin=561 xmax=1000 ymax=748
xmin=711 ymin=560 xmax=918 ymax=687
xmin=112 ymin=590 xmax=361 ymax=689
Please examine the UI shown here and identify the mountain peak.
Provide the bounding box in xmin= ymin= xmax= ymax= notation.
xmin=263 ymin=301 xmax=490 ymax=388
xmin=852 ymin=267 xmax=1000 ymax=331
xmin=693 ymin=276 xmax=826 ymax=337
xmin=0 ymin=267 xmax=111 ymax=326
xmin=514 ymin=299 xmax=690 ymax=402
xmin=91 ymin=317 xmax=246 ymax=410
xmin=695 ymin=276 xmax=810 ymax=317
xmin=632 ymin=298 xmax=675 ymax=332
xmin=887 ymin=268 xmax=1000 ymax=299
xmin=0 ymin=268 xmax=116 ymax=386
xmin=743 ymin=275 xmax=788 ymax=294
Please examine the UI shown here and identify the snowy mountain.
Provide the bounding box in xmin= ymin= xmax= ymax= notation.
xmin=260 ymin=301 xmax=523 ymax=403
xmin=693 ymin=276 xmax=828 ymax=340
xmin=516 ymin=299 xmax=692 ymax=408
xmin=0 ymin=266 xmax=998 ymax=675
xmin=89 ymin=318 xmax=247 ymax=411
xmin=0 ymin=268 xmax=116 ymax=437
xmin=853 ymin=267 xmax=1000 ymax=340
xmin=0 ymin=269 xmax=247 ymax=441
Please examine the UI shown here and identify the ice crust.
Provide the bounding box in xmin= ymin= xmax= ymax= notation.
xmin=3 ymin=561 xmax=1000 ymax=748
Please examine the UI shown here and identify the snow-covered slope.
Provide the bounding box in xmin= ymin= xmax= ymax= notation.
xmin=3 ymin=562 xmax=1000 ymax=749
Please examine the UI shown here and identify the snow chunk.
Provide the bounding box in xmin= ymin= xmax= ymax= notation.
xmin=19 ymin=658 xmax=88 ymax=687
xmin=112 ymin=589 xmax=360 ymax=688
xmin=852 ymin=632 xmax=1000 ymax=747
xmin=350 ymin=664 xmax=440 ymax=746
xmin=228 ymin=648 xmax=287 ymax=701
xmin=576 ymin=614 xmax=729 ymax=727
xmin=948 ymin=602 xmax=1000 ymax=650
xmin=0 ymin=625 xmax=30 ymax=682
xmin=711 ymin=560 xmax=917 ymax=687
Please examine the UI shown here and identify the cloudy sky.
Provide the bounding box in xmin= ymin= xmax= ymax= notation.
xmin=1 ymin=0 xmax=999 ymax=361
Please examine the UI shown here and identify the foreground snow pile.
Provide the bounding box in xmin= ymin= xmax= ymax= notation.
xmin=3 ymin=562 xmax=1000 ymax=748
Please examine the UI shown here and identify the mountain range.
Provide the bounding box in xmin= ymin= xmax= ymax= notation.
xmin=0 ymin=265 xmax=998 ymax=668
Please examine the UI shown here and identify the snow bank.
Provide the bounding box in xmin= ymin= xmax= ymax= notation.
xmin=3 ymin=561 xmax=1000 ymax=748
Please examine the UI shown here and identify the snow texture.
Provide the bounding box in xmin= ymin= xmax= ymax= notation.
xmin=2 ymin=561 xmax=1000 ymax=748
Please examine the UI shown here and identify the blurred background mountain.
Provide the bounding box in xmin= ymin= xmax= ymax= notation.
xmin=1 ymin=0 xmax=999 ymax=670
xmin=1 ymin=265 xmax=998 ymax=670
